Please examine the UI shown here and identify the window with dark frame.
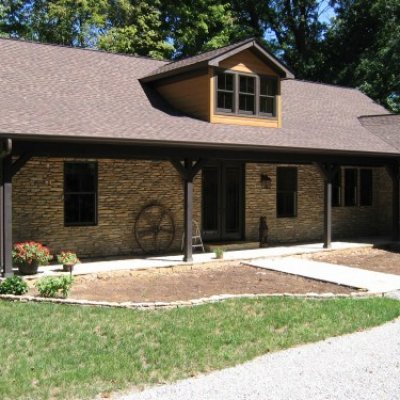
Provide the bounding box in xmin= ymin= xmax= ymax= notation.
xmin=344 ymin=168 xmax=357 ymax=207
xmin=217 ymin=72 xmax=234 ymax=113
xmin=64 ymin=162 xmax=98 ymax=226
xmin=259 ymin=77 xmax=276 ymax=116
xmin=360 ymin=169 xmax=373 ymax=206
xmin=277 ymin=167 xmax=297 ymax=218
xmin=332 ymin=169 xmax=341 ymax=207
xmin=216 ymin=72 xmax=277 ymax=118
xmin=238 ymin=75 xmax=255 ymax=114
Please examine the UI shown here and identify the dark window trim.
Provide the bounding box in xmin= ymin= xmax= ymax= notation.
xmin=64 ymin=161 xmax=98 ymax=227
xmin=215 ymin=70 xmax=278 ymax=119
xmin=276 ymin=166 xmax=298 ymax=218
xmin=337 ymin=167 xmax=373 ymax=208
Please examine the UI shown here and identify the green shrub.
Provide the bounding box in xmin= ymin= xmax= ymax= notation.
xmin=35 ymin=276 xmax=74 ymax=298
xmin=214 ymin=247 xmax=224 ymax=259
xmin=0 ymin=276 xmax=29 ymax=295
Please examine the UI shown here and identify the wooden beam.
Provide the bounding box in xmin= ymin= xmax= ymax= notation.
xmin=13 ymin=140 xmax=394 ymax=167
xmin=315 ymin=163 xmax=339 ymax=249
xmin=183 ymin=158 xmax=193 ymax=262
xmin=11 ymin=153 xmax=32 ymax=177
xmin=2 ymin=155 xmax=13 ymax=276
xmin=386 ymin=162 xmax=400 ymax=241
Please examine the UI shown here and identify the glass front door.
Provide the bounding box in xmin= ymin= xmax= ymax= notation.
xmin=202 ymin=163 xmax=244 ymax=241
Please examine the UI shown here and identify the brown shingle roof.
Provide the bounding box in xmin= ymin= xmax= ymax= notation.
xmin=359 ymin=114 xmax=400 ymax=151
xmin=0 ymin=38 xmax=396 ymax=156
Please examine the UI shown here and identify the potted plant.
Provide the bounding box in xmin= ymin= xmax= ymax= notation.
xmin=214 ymin=247 xmax=224 ymax=259
xmin=57 ymin=251 xmax=80 ymax=272
xmin=12 ymin=241 xmax=53 ymax=275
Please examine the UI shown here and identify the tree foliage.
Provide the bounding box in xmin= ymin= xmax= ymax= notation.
xmin=0 ymin=0 xmax=398 ymax=112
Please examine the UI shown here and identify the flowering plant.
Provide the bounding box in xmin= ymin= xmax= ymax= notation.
xmin=57 ymin=251 xmax=80 ymax=265
xmin=12 ymin=241 xmax=53 ymax=266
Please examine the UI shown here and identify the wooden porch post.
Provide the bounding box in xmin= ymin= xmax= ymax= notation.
xmin=2 ymin=155 xmax=13 ymax=276
xmin=183 ymin=159 xmax=194 ymax=262
xmin=315 ymin=163 xmax=339 ymax=249
xmin=170 ymin=158 xmax=208 ymax=262
xmin=386 ymin=162 xmax=400 ymax=241
xmin=323 ymin=179 xmax=333 ymax=248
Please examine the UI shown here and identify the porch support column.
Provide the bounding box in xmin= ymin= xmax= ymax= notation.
xmin=386 ymin=162 xmax=400 ymax=241
xmin=183 ymin=159 xmax=193 ymax=262
xmin=0 ymin=139 xmax=13 ymax=277
xmin=2 ymin=154 xmax=13 ymax=276
xmin=315 ymin=162 xmax=339 ymax=249
xmin=170 ymin=157 xmax=208 ymax=262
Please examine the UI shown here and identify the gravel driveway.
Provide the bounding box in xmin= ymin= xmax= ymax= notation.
xmin=117 ymin=318 xmax=400 ymax=400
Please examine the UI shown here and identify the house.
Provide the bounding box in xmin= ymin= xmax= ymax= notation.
xmin=0 ymin=37 xmax=399 ymax=277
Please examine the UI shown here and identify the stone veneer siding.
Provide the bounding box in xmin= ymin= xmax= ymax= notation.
xmin=13 ymin=158 xmax=392 ymax=258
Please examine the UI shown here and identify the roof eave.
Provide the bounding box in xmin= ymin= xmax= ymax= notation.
xmin=208 ymin=40 xmax=295 ymax=79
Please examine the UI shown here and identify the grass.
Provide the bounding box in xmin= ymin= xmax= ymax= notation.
xmin=0 ymin=297 xmax=399 ymax=399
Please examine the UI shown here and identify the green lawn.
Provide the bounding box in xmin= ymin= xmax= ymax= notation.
xmin=1 ymin=297 xmax=399 ymax=399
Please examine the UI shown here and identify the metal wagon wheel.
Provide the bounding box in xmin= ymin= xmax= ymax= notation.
xmin=134 ymin=203 xmax=175 ymax=254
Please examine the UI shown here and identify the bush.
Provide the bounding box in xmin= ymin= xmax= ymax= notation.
xmin=35 ymin=276 xmax=74 ymax=298
xmin=0 ymin=276 xmax=29 ymax=295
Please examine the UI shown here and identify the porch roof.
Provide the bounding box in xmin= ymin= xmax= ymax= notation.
xmin=0 ymin=38 xmax=397 ymax=157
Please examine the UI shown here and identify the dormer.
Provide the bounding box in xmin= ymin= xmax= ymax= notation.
xmin=141 ymin=38 xmax=294 ymax=128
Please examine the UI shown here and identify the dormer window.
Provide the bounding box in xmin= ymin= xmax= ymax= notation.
xmin=216 ymin=72 xmax=278 ymax=118
xmin=239 ymin=76 xmax=256 ymax=115
xmin=217 ymin=73 xmax=234 ymax=113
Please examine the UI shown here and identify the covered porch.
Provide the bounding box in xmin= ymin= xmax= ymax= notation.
xmin=1 ymin=137 xmax=400 ymax=277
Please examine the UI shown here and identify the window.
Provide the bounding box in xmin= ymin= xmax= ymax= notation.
xmin=339 ymin=168 xmax=373 ymax=207
xmin=64 ymin=162 xmax=98 ymax=226
xmin=332 ymin=169 xmax=341 ymax=207
xmin=344 ymin=168 xmax=357 ymax=207
xmin=239 ymin=75 xmax=255 ymax=114
xmin=216 ymin=72 xmax=278 ymax=118
xmin=277 ymin=167 xmax=297 ymax=218
xmin=217 ymin=72 xmax=234 ymax=113
xmin=259 ymin=77 xmax=277 ymax=116
xmin=360 ymin=169 xmax=373 ymax=206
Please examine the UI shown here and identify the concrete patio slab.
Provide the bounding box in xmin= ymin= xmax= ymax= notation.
xmin=246 ymin=257 xmax=400 ymax=293
xmin=17 ymin=237 xmax=391 ymax=280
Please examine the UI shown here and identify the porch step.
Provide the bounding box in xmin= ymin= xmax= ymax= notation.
xmin=205 ymin=242 xmax=260 ymax=252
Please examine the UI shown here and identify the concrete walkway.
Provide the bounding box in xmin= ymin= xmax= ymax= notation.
xmin=118 ymin=319 xmax=400 ymax=400
xmin=21 ymin=238 xmax=390 ymax=279
xmin=246 ymin=257 xmax=400 ymax=293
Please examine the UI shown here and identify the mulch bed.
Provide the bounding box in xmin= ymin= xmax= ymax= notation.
xmin=27 ymin=261 xmax=353 ymax=303
xmin=307 ymin=246 xmax=400 ymax=275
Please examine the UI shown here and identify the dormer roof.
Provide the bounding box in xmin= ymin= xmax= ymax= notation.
xmin=141 ymin=38 xmax=295 ymax=83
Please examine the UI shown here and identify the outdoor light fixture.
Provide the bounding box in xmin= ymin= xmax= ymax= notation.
xmin=260 ymin=174 xmax=272 ymax=189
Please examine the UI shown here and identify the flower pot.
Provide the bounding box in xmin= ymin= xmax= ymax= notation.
xmin=18 ymin=260 xmax=40 ymax=275
xmin=63 ymin=264 xmax=75 ymax=272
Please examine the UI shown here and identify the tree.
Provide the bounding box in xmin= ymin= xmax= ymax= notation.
xmin=98 ymin=0 xmax=174 ymax=59
xmin=161 ymin=1 xmax=242 ymax=59
xmin=325 ymin=0 xmax=400 ymax=111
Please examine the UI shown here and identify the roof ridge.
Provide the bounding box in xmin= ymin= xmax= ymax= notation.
xmin=359 ymin=113 xmax=398 ymax=119
xmin=165 ymin=36 xmax=255 ymax=66
xmin=0 ymin=36 xmax=169 ymax=63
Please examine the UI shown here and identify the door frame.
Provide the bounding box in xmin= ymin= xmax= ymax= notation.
xmin=201 ymin=161 xmax=245 ymax=242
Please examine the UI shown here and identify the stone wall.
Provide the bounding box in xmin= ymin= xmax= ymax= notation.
xmin=12 ymin=158 xmax=392 ymax=258
xmin=13 ymin=158 xmax=201 ymax=257
xmin=245 ymin=164 xmax=392 ymax=243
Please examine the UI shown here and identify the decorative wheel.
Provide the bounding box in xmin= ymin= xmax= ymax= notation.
xmin=134 ymin=203 xmax=175 ymax=254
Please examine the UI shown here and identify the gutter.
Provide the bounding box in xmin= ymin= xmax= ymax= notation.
xmin=0 ymin=131 xmax=399 ymax=159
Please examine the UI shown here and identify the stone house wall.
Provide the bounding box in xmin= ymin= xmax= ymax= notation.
xmin=12 ymin=158 xmax=392 ymax=258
